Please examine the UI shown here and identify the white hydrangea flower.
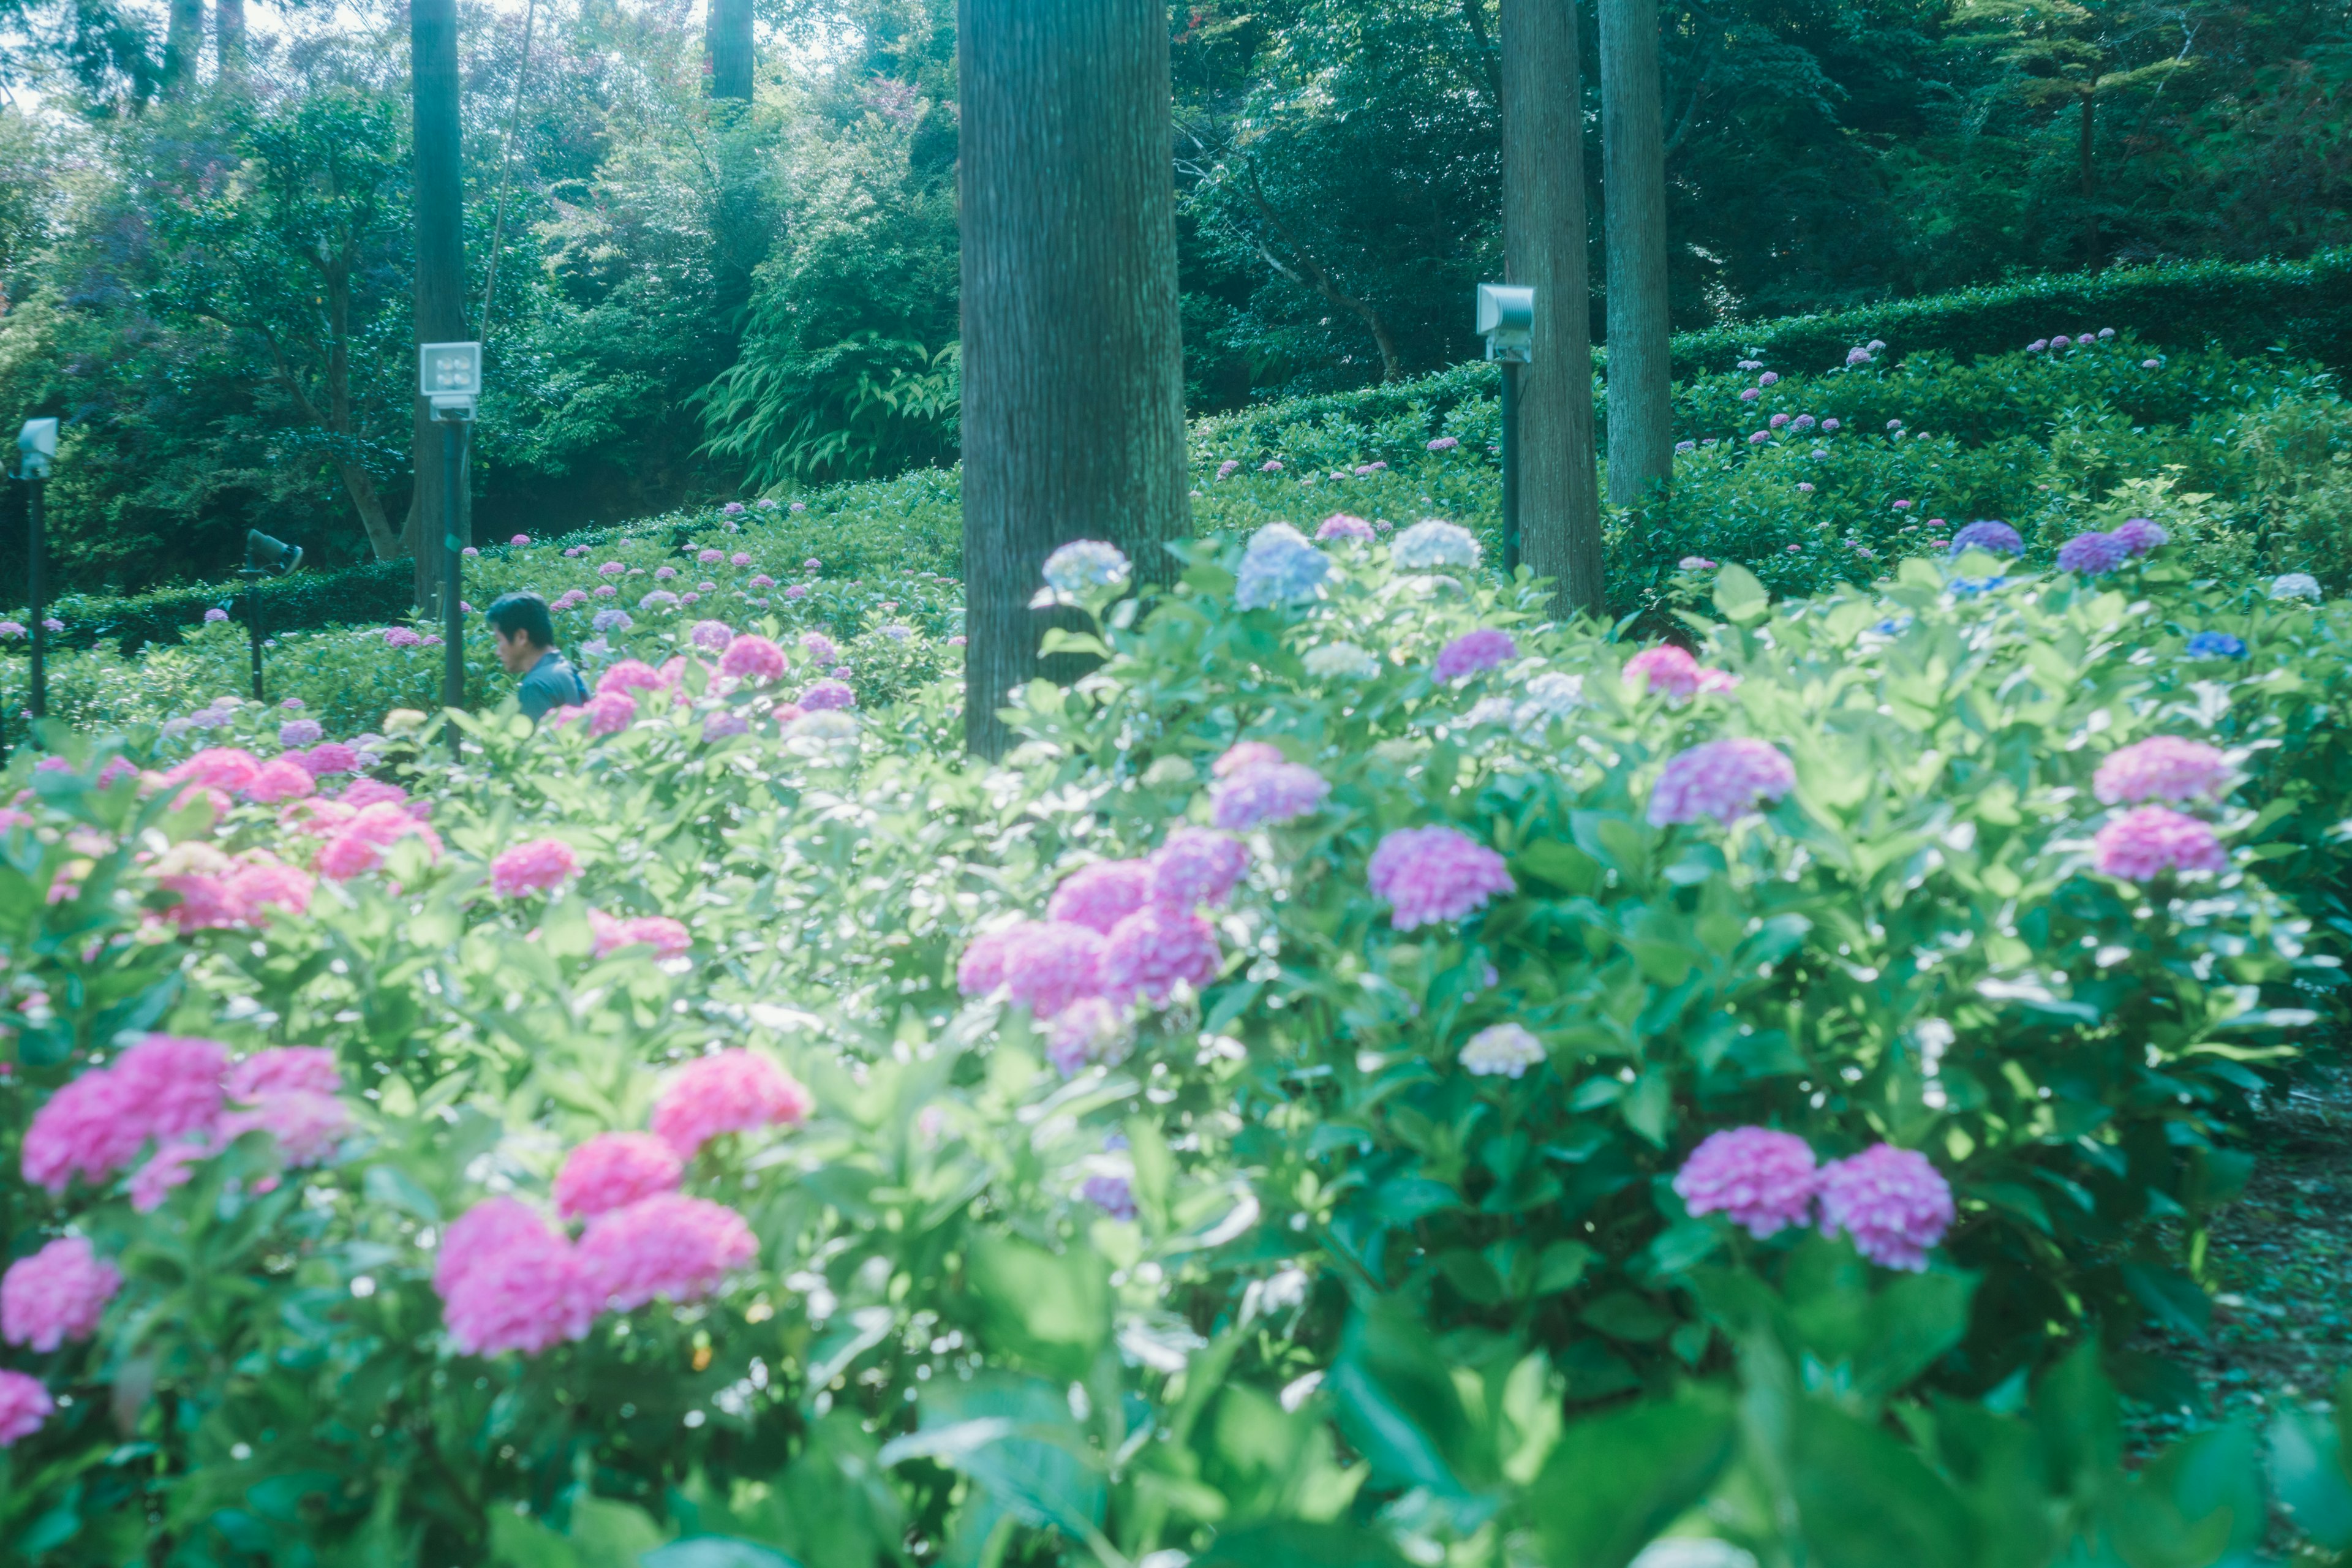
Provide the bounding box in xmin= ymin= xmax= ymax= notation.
xmin=1515 ymin=671 xmax=1585 ymax=721
xmin=1041 ymin=540 xmax=1132 ymax=595
xmin=1459 ymin=1023 xmax=1546 ymax=1079
xmin=2270 ymin=572 xmax=2323 ymax=603
xmin=1463 ymin=696 xmax=1516 ymax=728
xmin=789 ymin=710 xmax=859 ymax=741
xmin=1304 ymin=641 xmax=1380 ymax=680
xmin=1235 ymin=523 xmax=1332 ymax=609
xmin=1391 ymin=519 xmax=1481 ymax=570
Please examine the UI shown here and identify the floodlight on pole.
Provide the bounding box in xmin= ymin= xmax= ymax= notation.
xmin=1476 ymin=285 xmax=1534 ymax=575
xmin=420 ymin=341 xmax=480 ymax=758
xmin=17 ymin=417 xmax=57 ymax=737
xmin=237 ymin=530 xmax=304 ymax=702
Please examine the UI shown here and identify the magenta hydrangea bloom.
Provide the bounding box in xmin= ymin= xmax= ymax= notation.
xmin=1673 ymin=1128 xmax=1819 ymax=1239
xmin=0 ymin=1370 xmax=53 ymax=1446
xmin=1044 ymin=997 xmax=1126 ymax=1076
xmin=1000 ymin=920 xmax=1108 ymax=1017
xmin=1816 ymin=1145 xmax=1954 ymax=1271
xmin=1210 ymin=761 xmax=1331 ymax=831
xmin=578 ymin=1193 xmax=758 ymax=1311
xmin=1366 ymin=826 xmax=1515 ymax=930
xmin=2111 ymin=518 xmax=2168 ymax=556
xmin=718 ymin=634 xmax=786 ymax=683
xmin=2056 ymin=531 xmax=2130 ymax=575
xmin=242 ymin=758 xmax=316 ymax=805
xmin=1316 ymin=513 xmax=1374 ymax=542
xmin=799 ymin=679 xmax=856 ymax=712
xmin=1101 ymin=905 xmax=1222 ymax=1004
xmin=301 ymin=741 xmax=360 ymax=778
xmin=690 ymin=619 xmax=734 ymax=653
xmin=170 ymin=747 xmax=262 ymax=794
xmin=956 ymin=926 xmax=1020 ymax=996
xmin=1149 ymin=827 xmax=1249 ymax=910
xmin=2 ymin=1236 xmax=122 ymax=1351
xmin=589 ymin=910 xmax=692 ymax=960
xmin=1434 ymin=628 xmax=1517 ymax=682
xmin=219 ymin=1089 xmax=350 ymax=1167
xmin=2093 ymin=736 xmax=2230 ymax=806
xmin=1624 ymin=644 xmax=1703 ymax=699
xmin=491 ymin=839 xmax=578 ymax=898
xmin=434 ymin=1199 xmax=595 ymax=1356
xmin=227 ymin=1047 xmax=340 ymax=1101
xmin=554 ymin=1132 xmax=685 ymax=1219
xmin=1648 ymin=739 xmax=1796 ymax=827
xmin=652 ymin=1050 xmax=813 ymax=1158
xmin=2092 ymin=806 xmax=2227 ymax=881
xmin=1047 ymin=859 xmax=1155 ymax=935
xmin=581 ymin=692 xmax=637 ymax=736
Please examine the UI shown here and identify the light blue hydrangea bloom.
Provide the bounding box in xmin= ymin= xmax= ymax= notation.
xmin=1041 ymin=540 xmax=1131 ymax=595
xmin=2271 ymin=572 xmax=2322 ymax=603
xmin=1235 ymin=524 xmax=1330 ymax=609
xmin=1391 ymin=519 xmax=1481 ymax=570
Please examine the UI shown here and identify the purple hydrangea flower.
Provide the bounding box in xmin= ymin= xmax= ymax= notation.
xmin=1815 ymin=1145 xmax=1954 ymax=1271
xmin=1674 ymin=1128 xmax=1818 ymax=1238
xmin=1434 ymin=628 xmax=1517 ymax=682
xmin=1948 ymin=520 xmax=2023 ymax=557
xmin=2056 ymin=532 xmax=2130 ymax=575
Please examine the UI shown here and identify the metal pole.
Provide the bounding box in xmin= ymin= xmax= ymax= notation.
xmin=442 ymin=418 xmax=464 ymax=758
xmin=243 ymin=572 xmax=265 ymax=702
xmin=26 ymin=475 xmax=44 ymax=721
xmin=1500 ymin=361 xmax=1522 ymax=576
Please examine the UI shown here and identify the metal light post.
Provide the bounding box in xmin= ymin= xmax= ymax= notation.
xmin=420 ymin=341 xmax=481 ymax=759
xmin=1476 ymin=285 xmax=1534 ymax=575
xmin=238 ymin=530 xmax=304 ymax=701
xmin=17 ymin=418 xmax=55 ymax=728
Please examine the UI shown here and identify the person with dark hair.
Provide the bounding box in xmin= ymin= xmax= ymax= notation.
xmin=485 ymin=592 xmax=588 ymax=723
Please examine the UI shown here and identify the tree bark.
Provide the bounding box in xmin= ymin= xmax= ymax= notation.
xmin=162 ymin=0 xmax=205 ymax=94
xmin=1502 ymin=0 xmax=1602 ymax=618
xmin=1598 ymin=0 xmax=1673 ymax=514
xmin=214 ymin=0 xmax=244 ymax=82
xmin=958 ymin=0 xmax=1189 ymax=760
xmin=2080 ymin=81 xmax=2099 ymax=269
xmin=410 ymin=0 xmax=465 ymax=608
xmin=707 ymin=0 xmax=753 ymax=101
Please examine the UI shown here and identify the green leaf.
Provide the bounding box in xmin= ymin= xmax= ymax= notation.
xmin=1525 ymin=1390 xmax=1735 ymax=1568
xmin=2268 ymin=1411 xmax=2352 ymax=1550
xmin=1790 ymin=1401 xmax=1971 ymax=1568
xmin=642 ymin=1540 xmax=802 ymax=1568
xmin=963 ymin=1235 xmax=1110 ymax=1382
xmin=2119 ymin=1263 xmax=2211 ymax=1342
xmin=1326 ymin=1298 xmax=1494 ymax=1498
xmin=1193 ymin=1521 xmax=1408 ymax=1568
xmin=1711 ymin=564 xmax=1770 ymax=624
xmin=884 ymin=1373 xmax=1106 ymax=1542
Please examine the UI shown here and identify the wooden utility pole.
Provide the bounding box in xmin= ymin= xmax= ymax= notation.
xmin=1599 ymin=0 xmax=1673 ymax=514
xmin=957 ymin=0 xmax=1189 ymax=759
xmin=707 ymin=0 xmax=753 ymax=101
xmin=1502 ymin=0 xmax=1603 ymax=618
xmin=410 ymin=0 xmax=466 ymax=607
xmin=161 ymin=0 xmax=205 ymax=94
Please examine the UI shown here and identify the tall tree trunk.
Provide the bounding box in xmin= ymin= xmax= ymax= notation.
xmin=958 ymin=0 xmax=1189 ymax=760
xmin=410 ymin=0 xmax=465 ymax=609
xmin=1502 ymin=0 xmax=1602 ymax=618
xmin=214 ymin=0 xmax=244 ymax=83
xmin=2080 ymin=81 xmax=2099 ymax=270
xmin=162 ymin=0 xmax=205 ymax=94
xmin=1598 ymin=0 xmax=1673 ymax=513
xmin=707 ymin=0 xmax=753 ymax=101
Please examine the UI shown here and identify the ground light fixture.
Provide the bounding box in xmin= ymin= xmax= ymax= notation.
xmin=421 ymin=341 xmax=481 ymax=757
xmin=1476 ymin=283 xmax=1533 ymax=574
xmin=237 ymin=529 xmax=304 ymax=703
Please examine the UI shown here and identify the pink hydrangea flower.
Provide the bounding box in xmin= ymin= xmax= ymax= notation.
xmin=1149 ymin=827 xmax=1248 ymax=910
xmin=577 ymin=1194 xmax=758 ymax=1311
xmin=597 ymin=660 xmax=663 ymax=696
xmin=1213 ymin=741 xmax=1284 ymax=777
xmin=1648 ymin=739 xmax=1796 ymax=827
xmin=1316 ymin=513 xmax=1374 ymax=542
xmin=339 ymin=778 xmax=407 ymax=810
xmin=731 ymin=552 xmax=752 ymax=567
xmin=2094 ymin=737 xmax=2230 ymax=806
xmin=243 ymin=758 xmax=315 ymax=804
xmin=652 ymin=1050 xmax=813 ymax=1158
xmin=697 ymin=548 xmax=724 ymax=565
xmin=957 ymin=927 xmax=1019 ymax=995
xmin=169 ymin=747 xmax=261 ymax=794
xmin=219 ymin=1088 xmax=350 ymax=1167
xmin=315 ymin=804 xmax=442 ymax=881
xmin=117 ymin=1036 xmax=231 ymax=1144
xmin=599 ymin=561 xmax=625 ymax=577
xmin=1367 ymin=826 xmax=1514 ymax=930
xmin=1047 ymin=860 xmax=1155 ymax=934
xmin=799 ymin=679 xmax=855 ymax=712
xmin=1673 ymin=1128 xmax=1818 ymax=1238
xmin=994 ymin=920 xmax=1106 ymax=1017
xmin=1044 ymin=997 xmax=1126 ymax=1076
xmin=554 ymin=1132 xmax=684 ymax=1219
xmin=301 ymin=742 xmax=360 ymax=778
xmin=22 ymin=1036 xmax=228 ymax=1192
xmin=581 ymin=692 xmax=637 ymax=736
xmin=1434 ymin=628 xmax=1517 ymax=682
xmin=589 ymin=910 xmax=692 ymax=960
xmin=491 ymin=838 xmax=578 ymax=897
xmin=1101 ymin=905 xmax=1221 ymax=1004
xmin=718 ymin=635 xmax=786 ymax=682
xmin=0 ymin=1370 xmax=53 ymax=1446
xmin=435 ymin=1199 xmax=594 ymax=1356
xmin=129 ymin=1139 xmax=210 ymax=1212
xmin=224 ymin=1047 xmax=339 ymax=1102
xmin=1816 ymin=1145 xmax=1954 ymax=1271
xmin=1624 ymin=644 xmax=1707 ymax=699
xmin=691 ymin=619 xmax=734 ymax=653
xmin=2 ymin=1236 xmax=122 ymax=1351
xmin=800 ymin=633 xmax=840 ymax=666
xmin=1210 ymin=761 xmax=1330 ymax=831
xmin=2092 ymin=806 xmax=2227 ymax=880
xmin=750 ymin=574 xmax=776 ymax=590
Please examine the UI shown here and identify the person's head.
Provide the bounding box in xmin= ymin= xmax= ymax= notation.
xmin=486 ymin=592 xmax=555 ymax=675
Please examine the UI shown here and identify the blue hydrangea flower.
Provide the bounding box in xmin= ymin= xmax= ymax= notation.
xmin=1950 ymin=576 xmax=2008 ymax=598
xmin=1041 ymin=540 xmax=1131 ymax=596
xmin=2271 ymin=573 xmax=2323 ymax=603
xmin=1391 ymin=519 xmax=1481 ymax=570
xmin=1234 ymin=524 xmax=1330 ymax=609
xmin=1948 ymin=521 xmax=2023 ymax=557
xmin=2055 ymin=532 xmax=2130 ymax=575
xmin=2184 ymin=631 xmax=2248 ymax=659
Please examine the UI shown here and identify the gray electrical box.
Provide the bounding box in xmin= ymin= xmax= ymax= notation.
xmin=1477 ymin=284 xmax=1535 ymax=363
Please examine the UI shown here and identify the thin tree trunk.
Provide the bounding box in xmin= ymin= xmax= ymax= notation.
xmin=411 ymin=0 xmax=466 ymax=609
xmin=1599 ymin=0 xmax=1673 ymax=513
xmin=707 ymin=0 xmax=753 ymax=101
xmin=958 ymin=0 xmax=1189 ymax=760
xmin=479 ymin=0 xmax=539 ymax=342
xmin=214 ymin=0 xmax=244 ymax=83
xmin=2080 ymin=82 xmax=2099 ymax=270
xmin=1502 ymin=0 xmax=1602 ymax=618
xmin=162 ymin=0 xmax=204 ymax=94
xmin=1235 ymin=170 xmax=1404 ymax=382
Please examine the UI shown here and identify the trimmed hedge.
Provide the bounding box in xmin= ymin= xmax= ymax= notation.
xmin=44 ymin=560 xmax=415 ymax=656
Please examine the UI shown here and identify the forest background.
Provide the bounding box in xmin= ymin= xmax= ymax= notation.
xmin=0 ymin=0 xmax=2339 ymax=595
